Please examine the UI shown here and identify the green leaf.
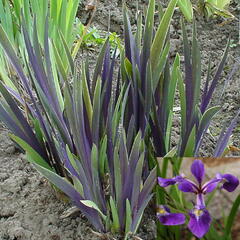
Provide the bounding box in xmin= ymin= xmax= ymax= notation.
xmin=124 ymin=58 xmax=133 ymax=77
xmin=33 ymin=162 xmax=84 ymax=206
xmin=0 ymin=24 xmax=23 ymax=90
xmin=224 ymin=194 xmax=240 ymax=238
xmin=80 ymin=200 xmax=107 ymax=221
xmin=152 ymin=41 xmax=170 ymax=92
xmin=129 ymin=131 xmax=142 ymax=163
xmin=135 ymin=12 xmax=142 ymax=49
xmin=198 ymin=106 xmax=221 ymax=135
xmin=163 ymin=147 xmax=177 ymax=158
xmin=66 ymin=145 xmax=79 ymax=174
xmin=178 ymin=0 xmax=193 ymax=22
xmin=52 ymin=41 xmax=68 ymax=81
xmin=99 ymin=135 xmax=107 ymax=177
xmin=49 ymin=41 xmax=64 ymax=111
xmin=72 ymin=176 xmax=84 ymax=197
xmin=177 ymin=69 xmax=186 ymax=139
xmin=114 ymin=145 xmax=122 ymax=203
xmin=192 ymin=22 xmax=201 ymax=112
xmin=112 ymin=85 xmax=128 ymax=141
xmin=92 ymin=77 xmax=101 ymax=145
xmin=82 ymin=64 xmax=93 ymax=125
xmin=32 ymin=118 xmax=44 ymax=145
xmin=10 ymin=134 xmax=52 ymax=171
xmin=125 ymin=199 xmax=132 ymax=235
xmin=34 ymin=82 xmax=72 ymax=147
xmin=144 ymin=62 xmax=153 ymax=116
xmin=66 ymin=0 xmax=80 ymax=43
xmin=50 ymin=0 xmax=60 ymax=24
xmin=168 ymin=54 xmax=180 ymax=112
xmin=205 ymin=223 xmax=222 ymax=240
xmin=143 ymin=0 xmax=155 ymax=46
xmin=164 ymin=54 xmax=180 ymax=152
xmin=205 ymin=0 xmax=234 ymax=18
xmin=131 ymin=152 xmax=145 ymax=208
xmin=91 ymin=39 xmax=109 ymax=93
xmin=59 ymin=31 xmax=75 ymax=74
xmin=165 ymin=110 xmax=173 ymax=152
xmin=150 ymin=0 xmax=178 ymax=70
xmin=141 ymin=0 xmax=155 ymax=63
xmin=91 ymin=144 xmax=100 ymax=189
xmin=0 ymin=61 xmax=18 ymax=92
xmin=109 ymin=196 xmax=120 ymax=232
xmin=9 ymin=134 xmax=53 ymax=171
xmin=13 ymin=0 xmax=22 ymax=20
xmin=183 ymin=126 xmax=196 ymax=157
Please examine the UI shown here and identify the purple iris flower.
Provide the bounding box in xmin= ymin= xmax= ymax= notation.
xmin=157 ymin=159 xmax=239 ymax=238
xmin=157 ymin=205 xmax=185 ymax=226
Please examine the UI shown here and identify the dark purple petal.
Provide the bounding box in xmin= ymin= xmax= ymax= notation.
xmin=178 ymin=180 xmax=197 ymax=193
xmin=157 ymin=205 xmax=185 ymax=225
xmin=204 ymin=182 xmax=218 ymax=193
xmin=188 ymin=206 xmax=211 ymax=238
xmin=158 ymin=177 xmax=177 ymax=187
xmin=158 ymin=175 xmax=185 ymax=187
xmin=202 ymin=173 xmax=239 ymax=193
xmin=158 ymin=213 xmax=186 ymax=226
xmin=191 ymin=159 xmax=205 ymax=184
xmin=202 ymin=178 xmax=221 ymax=194
xmin=220 ymin=174 xmax=239 ymax=192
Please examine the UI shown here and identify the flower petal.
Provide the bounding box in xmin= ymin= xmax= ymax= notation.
xmin=157 ymin=206 xmax=185 ymax=226
xmin=221 ymin=174 xmax=239 ymax=192
xmin=188 ymin=206 xmax=211 ymax=238
xmin=158 ymin=213 xmax=186 ymax=225
xmin=178 ymin=179 xmax=197 ymax=193
xmin=158 ymin=177 xmax=177 ymax=187
xmin=202 ymin=178 xmax=220 ymax=194
xmin=191 ymin=159 xmax=205 ymax=184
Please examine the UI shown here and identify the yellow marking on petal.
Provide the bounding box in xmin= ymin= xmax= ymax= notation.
xmin=194 ymin=209 xmax=203 ymax=217
xmin=157 ymin=207 xmax=167 ymax=215
xmin=159 ymin=209 xmax=166 ymax=214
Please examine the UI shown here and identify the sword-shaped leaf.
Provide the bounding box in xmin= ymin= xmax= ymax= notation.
xmin=33 ymin=162 xmax=104 ymax=231
xmin=195 ymin=106 xmax=221 ymax=153
xmin=10 ymin=134 xmax=52 ymax=171
xmin=150 ymin=0 xmax=178 ymax=70
xmin=214 ymin=110 xmax=240 ymax=157
xmin=200 ymin=41 xmax=230 ymax=113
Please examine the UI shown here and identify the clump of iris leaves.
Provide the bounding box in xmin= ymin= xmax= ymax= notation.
xmin=0 ymin=0 xmax=239 ymax=239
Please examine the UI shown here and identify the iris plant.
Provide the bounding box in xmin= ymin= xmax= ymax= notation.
xmin=0 ymin=5 xmax=156 ymax=236
xmin=157 ymin=159 xmax=239 ymax=238
xmin=122 ymin=0 xmax=239 ymax=159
